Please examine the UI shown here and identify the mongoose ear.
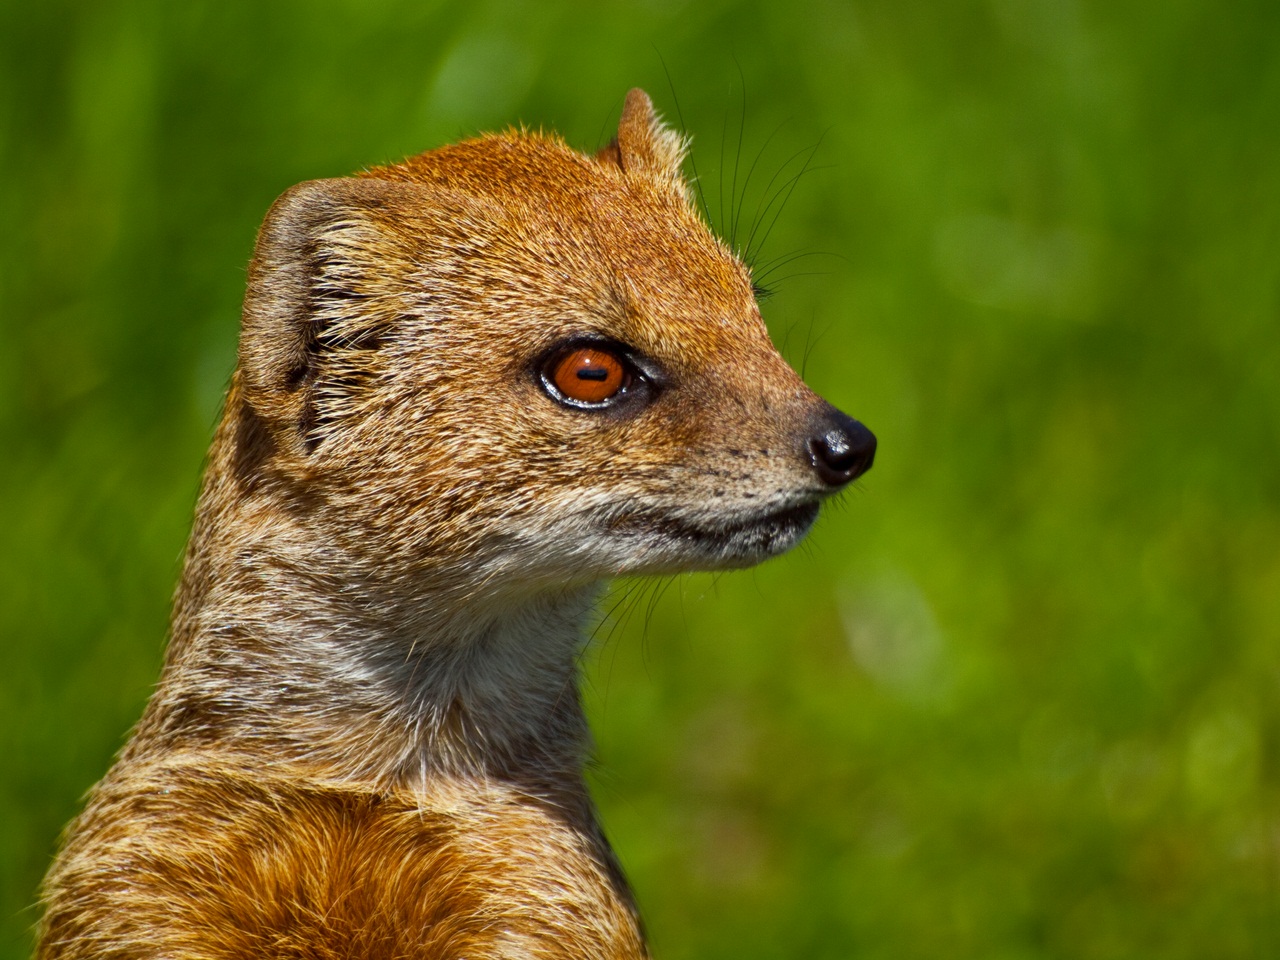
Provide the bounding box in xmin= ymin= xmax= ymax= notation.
xmin=596 ymin=88 xmax=689 ymax=184
xmin=239 ymin=177 xmax=402 ymax=456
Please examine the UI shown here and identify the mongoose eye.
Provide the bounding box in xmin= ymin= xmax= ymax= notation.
xmin=543 ymin=345 xmax=633 ymax=408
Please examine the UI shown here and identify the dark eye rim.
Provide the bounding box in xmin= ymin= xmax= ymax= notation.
xmin=535 ymin=336 xmax=659 ymax=412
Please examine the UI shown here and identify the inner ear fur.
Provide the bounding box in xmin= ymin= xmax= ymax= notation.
xmin=239 ymin=177 xmax=403 ymax=455
xmin=596 ymin=88 xmax=689 ymax=187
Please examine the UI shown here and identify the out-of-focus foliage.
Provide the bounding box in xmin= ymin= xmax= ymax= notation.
xmin=3 ymin=1 xmax=1278 ymax=957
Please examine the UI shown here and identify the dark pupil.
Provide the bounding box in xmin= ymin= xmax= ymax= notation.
xmin=577 ymin=367 xmax=609 ymax=381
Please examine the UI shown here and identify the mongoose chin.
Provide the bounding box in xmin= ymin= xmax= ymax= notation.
xmin=39 ymin=88 xmax=875 ymax=960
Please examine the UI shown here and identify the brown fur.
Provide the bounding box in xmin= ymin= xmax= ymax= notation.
xmin=39 ymin=89 xmax=872 ymax=959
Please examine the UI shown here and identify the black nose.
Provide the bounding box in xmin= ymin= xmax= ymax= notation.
xmin=807 ymin=406 xmax=876 ymax=488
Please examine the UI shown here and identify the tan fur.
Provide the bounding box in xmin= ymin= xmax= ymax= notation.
xmin=39 ymin=89 xmax=873 ymax=959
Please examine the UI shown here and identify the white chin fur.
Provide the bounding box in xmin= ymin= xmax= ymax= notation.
xmin=612 ymin=499 xmax=821 ymax=574
xmin=501 ymin=492 xmax=823 ymax=579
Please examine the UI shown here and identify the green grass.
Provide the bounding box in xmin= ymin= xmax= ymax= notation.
xmin=3 ymin=1 xmax=1278 ymax=957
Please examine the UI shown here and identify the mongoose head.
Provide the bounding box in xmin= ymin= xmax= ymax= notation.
xmin=231 ymin=89 xmax=874 ymax=603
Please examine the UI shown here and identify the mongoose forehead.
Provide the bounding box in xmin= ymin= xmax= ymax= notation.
xmin=38 ymin=89 xmax=875 ymax=960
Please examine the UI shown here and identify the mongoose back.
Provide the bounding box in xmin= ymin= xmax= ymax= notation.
xmin=39 ymin=89 xmax=876 ymax=960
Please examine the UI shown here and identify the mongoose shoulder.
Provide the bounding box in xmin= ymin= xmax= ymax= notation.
xmin=39 ymin=88 xmax=875 ymax=960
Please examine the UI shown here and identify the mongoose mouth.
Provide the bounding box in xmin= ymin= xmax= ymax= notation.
xmin=611 ymin=500 xmax=822 ymax=566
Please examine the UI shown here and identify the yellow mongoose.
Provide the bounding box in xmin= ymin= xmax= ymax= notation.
xmin=39 ymin=89 xmax=875 ymax=959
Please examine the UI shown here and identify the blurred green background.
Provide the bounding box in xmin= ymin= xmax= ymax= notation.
xmin=3 ymin=0 xmax=1278 ymax=957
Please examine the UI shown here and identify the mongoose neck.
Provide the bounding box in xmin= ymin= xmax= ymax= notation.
xmin=134 ymin=410 xmax=602 ymax=791
xmin=146 ymin=571 xmax=599 ymax=790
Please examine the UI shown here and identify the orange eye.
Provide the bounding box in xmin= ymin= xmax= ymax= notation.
xmin=549 ymin=347 xmax=630 ymax=405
